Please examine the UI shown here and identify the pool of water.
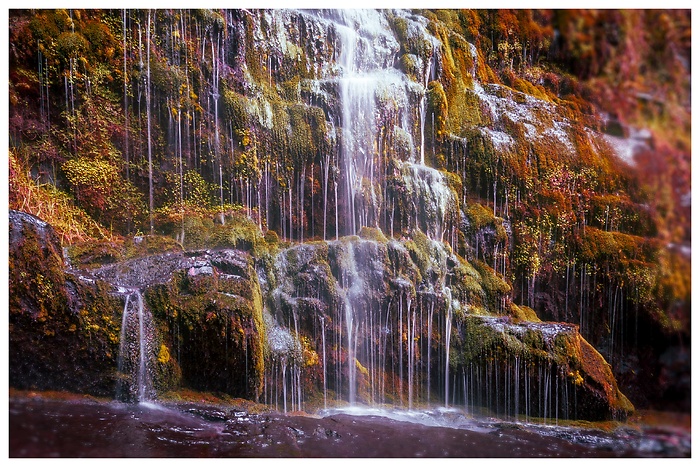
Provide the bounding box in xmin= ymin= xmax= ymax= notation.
xmin=8 ymin=395 xmax=691 ymax=457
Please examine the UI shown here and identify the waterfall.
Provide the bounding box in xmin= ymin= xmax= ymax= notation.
xmin=344 ymin=296 xmax=356 ymax=404
xmin=419 ymin=90 xmax=426 ymax=166
xmin=145 ymin=11 xmax=154 ymax=233
xmin=116 ymin=289 xmax=155 ymax=403
xmin=342 ymin=241 xmax=362 ymax=404
xmin=336 ymin=21 xmax=379 ymax=236
xmin=263 ymin=309 xmax=302 ymax=414
xmin=232 ymin=10 xmax=594 ymax=421
xmin=406 ymin=296 xmax=413 ymax=409
xmin=514 ymin=356 xmax=520 ymax=419
xmin=321 ymin=316 xmax=327 ymax=409
xmin=281 ymin=358 xmax=288 ymax=413
xmin=443 ymin=286 xmax=453 ymax=407
xmin=426 ymin=299 xmax=434 ymax=404
xmin=417 ymin=14 xmax=440 ymax=166
xmin=398 ymin=291 xmax=403 ymax=404
xmin=398 ymin=162 xmax=457 ymax=242
xmin=327 ymin=10 xmax=418 ymax=235
xmin=262 ymin=233 xmax=587 ymax=420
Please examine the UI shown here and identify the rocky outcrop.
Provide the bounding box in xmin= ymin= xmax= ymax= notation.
xmin=72 ymin=239 xmax=269 ymax=401
xmin=452 ymin=316 xmax=634 ymax=421
xmin=258 ymin=231 xmax=632 ymax=420
xmin=9 ymin=210 xmax=266 ymax=401
xmin=9 ymin=210 xmax=121 ymax=396
xmin=9 ymin=209 xmax=632 ymax=420
xmin=142 ymin=249 xmax=267 ymax=401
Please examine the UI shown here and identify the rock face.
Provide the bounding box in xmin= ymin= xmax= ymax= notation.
xmin=255 ymin=231 xmax=633 ymax=420
xmin=8 ymin=8 xmax=690 ymax=417
xmin=9 ymin=210 xmax=121 ymax=396
xmin=451 ymin=316 xmax=634 ymax=421
xmin=9 ymin=209 xmax=632 ymax=420
xmin=9 ymin=210 xmax=267 ymax=401
xmin=141 ymin=249 xmax=267 ymax=401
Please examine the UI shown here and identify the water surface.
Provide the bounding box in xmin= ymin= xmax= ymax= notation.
xmin=9 ymin=395 xmax=690 ymax=457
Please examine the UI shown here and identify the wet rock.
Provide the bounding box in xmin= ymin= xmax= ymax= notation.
xmin=210 ymin=250 xmax=252 ymax=278
xmin=454 ymin=315 xmax=633 ymax=421
xmin=313 ymin=426 xmax=341 ymax=439
xmin=90 ymin=251 xmax=192 ymax=289
xmin=8 ymin=210 xmax=122 ymax=397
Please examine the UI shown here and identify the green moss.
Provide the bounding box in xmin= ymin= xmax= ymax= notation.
xmin=180 ymin=215 xmax=215 ymax=250
xmin=223 ymin=89 xmax=250 ymax=131
xmin=76 ymin=279 xmax=122 ymax=344
xmin=577 ymin=227 xmax=655 ymax=268
xmin=358 ymin=226 xmax=388 ymax=243
xmin=153 ymin=346 xmax=182 ymax=396
xmin=509 ymin=304 xmax=541 ymax=323
xmin=281 ymin=76 xmax=301 ymax=101
xmin=427 ymin=80 xmax=448 ymax=140
xmin=403 ymin=230 xmax=432 ymax=279
xmin=553 ymin=332 xmax=580 ymax=366
xmin=185 ymin=271 xmax=219 ymax=296
xmin=451 ymin=255 xmax=486 ymax=307
xmin=522 ymin=328 xmax=545 ymax=351
xmin=216 ymin=275 xmax=250 ymax=298
xmin=68 ymin=240 xmax=124 ymax=267
xmin=457 ymin=316 xmax=501 ymax=361
xmin=465 ymin=203 xmax=507 ymax=243
xmin=399 ymin=53 xmax=421 ymax=82
xmin=9 ymin=222 xmax=67 ymax=322
xmin=211 ymin=217 xmax=265 ymax=254
xmin=389 ymin=15 xmax=409 ymax=46
xmin=264 ymin=229 xmax=280 ymax=246
xmin=472 ymin=260 xmax=511 ymax=307
xmin=145 ymin=252 xmax=266 ymax=401
xmin=577 ymin=336 xmax=635 ymax=417
xmin=124 ymin=235 xmax=183 ymax=259
xmin=163 ymin=211 xmax=267 ymax=254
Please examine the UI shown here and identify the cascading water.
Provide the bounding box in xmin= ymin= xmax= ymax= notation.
xmin=418 ymin=32 xmax=441 ymax=166
xmin=339 ymin=240 xmax=364 ymax=405
xmin=219 ymin=9 xmax=616 ymax=423
xmin=326 ymin=10 xmax=423 ymax=235
xmin=400 ymin=162 xmax=458 ymax=242
xmin=263 ymin=309 xmax=303 ymax=413
xmin=320 ymin=316 xmax=327 ymax=409
xmin=262 ymin=230 xmax=588 ymax=422
xmin=443 ymin=286 xmax=453 ymax=408
xmin=334 ymin=12 xmax=385 ymax=235
xmin=313 ymin=11 xmax=459 ymax=409
xmin=116 ymin=289 xmax=156 ymax=403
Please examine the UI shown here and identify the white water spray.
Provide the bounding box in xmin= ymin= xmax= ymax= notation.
xmin=117 ymin=289 xmax=155 ymax=403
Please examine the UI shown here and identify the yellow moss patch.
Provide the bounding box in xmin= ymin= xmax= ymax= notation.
xmin=510 ymin=303 xmax=541 ymax=323
xmin=157 ymin=344 xmax=171 ymax=364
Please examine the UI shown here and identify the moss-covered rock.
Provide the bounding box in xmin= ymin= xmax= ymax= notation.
xmin=144 ymin=249 xmax=267 ymax=401
xmin=68 ymin=239 xmax=124 ymax=268
xmin=509 ymin=303 xmax=541 ymax=323
xmin=358 ymin=226 xmax=388 ymax=243
xmin=9 ymin=210 xmax=122 ymax=397
xmin=452 ymin=314 xmax=634 ymax=421
xmin=125 ymin=235 xmax=184 ymax=259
